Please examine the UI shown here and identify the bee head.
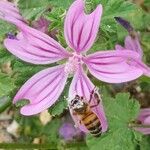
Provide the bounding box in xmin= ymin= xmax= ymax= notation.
xmin=69 ymin=95 xmax=87 ymax=113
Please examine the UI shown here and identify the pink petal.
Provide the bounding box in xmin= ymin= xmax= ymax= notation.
xmin=125 ymin=35 xmax=143 ymax=58
xmin=138 ymin=108 xmax=150 ymax=123
xmin=0 ymin=1 xmax=25 ymax=24
xmin=115 ymin=44 xmax=126 ymax=50
xmin=84 ymin=50 xmax=144 ymax=83
xmin=13 ymin=65 xmax=68 ymax=116
xmin=135 ymin=108 xmax=150 ymax=135
xmin=69 ymin=66 xmax=108 ymax=133
xmin=134 ymin=128 xmax=150 ymax=135
xmin=64 ymin=0 xmax=102 ymax=53
xmin=4 ymin=24 xmax=71 ymax=64
xmin=144 ymin=116 xmax=150 ymax=124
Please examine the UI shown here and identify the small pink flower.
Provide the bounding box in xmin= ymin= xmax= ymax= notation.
xmin=115 ymin=17 xmax=150 ymax=77
xmin=0 ymin=0 xmax=150 ymax=133
xmin=32 ymin=16 xmax=50 ymax=33
xmin=134 ymin=108 xmax=150 ymax=134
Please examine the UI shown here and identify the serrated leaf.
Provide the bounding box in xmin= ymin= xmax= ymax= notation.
xmin=86 ymin=129 xmax=136 ymax=150
xmin=15 ymin=99 xmax=30 ymax=108
xmin=104 ymin=93 xmax=140 ymax=129
xmin=86 ymin=93 xmax=141 ymax=150
xmin=48 ymin=99 xmax=68 ymax=116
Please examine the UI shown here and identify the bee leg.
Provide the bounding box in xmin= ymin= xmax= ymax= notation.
xmin=90 ymin=98 xmax=100 ymax=108
xmin=89 ymin=86 xmax=98 ymax=104
xmin=74 ymin=120 xmax=82 ymax=128
xmin=89 ymin=88 xmax=95 ymax=104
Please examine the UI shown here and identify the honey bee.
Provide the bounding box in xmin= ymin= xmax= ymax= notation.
xmin=69 ymin=88 xmax=102 ymax=137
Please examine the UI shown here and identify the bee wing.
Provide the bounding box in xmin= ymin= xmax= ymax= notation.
xmin=69 ymin=107 xmax=88 ymax=133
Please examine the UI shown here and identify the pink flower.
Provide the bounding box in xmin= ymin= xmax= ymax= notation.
xmin=0 ymin=0 xmax=149 ymax=133
xmin=134 ymin=108 xmax=150 ymax=134
xmin=115 ymin=17 xmax=150 ymax=76
xmin=32 ymin=16 xmax=50 ymax=33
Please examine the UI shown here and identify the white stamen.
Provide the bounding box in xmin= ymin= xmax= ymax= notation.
xmin=64 ymin=53 xmax=82 ymax=75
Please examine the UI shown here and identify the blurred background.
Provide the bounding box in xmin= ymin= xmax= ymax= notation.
xmin=0 ymin=0 xmax=149 ymax=149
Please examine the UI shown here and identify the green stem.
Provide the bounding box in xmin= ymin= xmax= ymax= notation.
xmin=0 ymin=143 xmax=56 ymax=149
xmin=0 ymin=142 xmax=86 ymax=149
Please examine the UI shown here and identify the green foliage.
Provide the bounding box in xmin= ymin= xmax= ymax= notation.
xmin=0 ymin=48 xmax=15 ymax=63
xmin=48 ymin=0 xmax=74 ymax=9
xmin=45 ymin=7 xmax=65 ymax=31
xmin=0 ymin=21 xmax=16 ymax=42
xmin=0 ymin=72 xmax=16 ymax=97
xmin=140 ymin=135 xmax=150 ymax=150
xmin=18 ymin=0 xmax=49 ymax=20
xmin=48 ymin=80 xmax=70 ymax=116
xmin=15 ymin=99 xmax=30 ymax=108
xmin=86 ymin=93 xmax=141 ymax=150
xmin=48 ymin=99 xmax=68 ymax=116
xmin=45 ymin=7 xmax=67 ymax=47
xmin=86 ymin=0 xmax=145 ymax=51
xmin=13 ymin=61 xmax=45 ymax=87
xmin=0 ymin=96 xmax=11 ymax=113
xmin=41 ymin=118 xmax=61 ymax=142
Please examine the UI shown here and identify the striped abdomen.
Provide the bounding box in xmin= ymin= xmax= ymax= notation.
xmin=81 ymin=111 xmax=102 ymax=137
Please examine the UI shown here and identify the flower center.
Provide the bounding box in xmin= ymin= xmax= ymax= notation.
xmin=64 ymin=53 xmax=82 ymax=74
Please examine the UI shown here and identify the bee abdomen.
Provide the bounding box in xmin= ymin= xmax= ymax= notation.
xmin=82 ymin=113 xmax=102 ymax=137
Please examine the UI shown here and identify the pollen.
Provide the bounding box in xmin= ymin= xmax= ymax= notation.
xmin=64 ymin=53 xmax=82 ymax=75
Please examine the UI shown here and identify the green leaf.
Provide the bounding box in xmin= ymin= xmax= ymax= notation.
xmin=18 ymin=0 xmax=49 ymax=20
xmin=0 ymin=48 xmax=15 ymax=63
xmin=104 ymin=93 xmax=140 ymax=127
xmin=15 ymin=99 xmax=30 ymax=108
xmin=0 ymin=72 xmax=16 ymax=97
xmin=140 ymin=136 xmax=150 ymax=150
xmin=42 ymin=118 xmax=61 ymax=142
xmin=13 ymin=61 xmax=45 ymax=87
xmin=48 ymin=80 xmax=70 ymax=116
xmin=86 ymin=93 xmax=141 ymax=150
xmin=0 ymin=96 xmax=11 ymax=113
xmin=48 ymin=0 xmax=73 ymax=9
xmin=48 ymin=99 xmax=68 ymax=116
xmin=0 ymin=20 xmax=16 ymax=41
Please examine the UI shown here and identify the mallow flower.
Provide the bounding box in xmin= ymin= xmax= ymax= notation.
xmin=0 ymin=0 xmax=150 ymax=133
xmin=134 ymin=108 xmax=150 ymax=134
xmin=115 ymin=17 xmax=150 ymax=76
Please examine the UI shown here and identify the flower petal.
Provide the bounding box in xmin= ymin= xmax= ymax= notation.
xmin=4 ymin=24 xmax=71 ymax=64
xmin=138 ymin=108 xmax=150 ymax=123
xmin=115 ymin=44 xmax=126 ymax=51
xmin=125 ymin=36 xmax=143 ymax=58
xmin=13 ymin=65 xmax=68 ymax=116
xmin=69 ymin=66 xmax=108 ymax=133
xmin=134 ymin=128 xmax=150 ymax=135
xmin=84 ymin=50 xmax=144 ymax=83
xmin=0 ymin=1 xmax=25 ymax=24
xmin=64 ymin=0 xmax=102 ymax=53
